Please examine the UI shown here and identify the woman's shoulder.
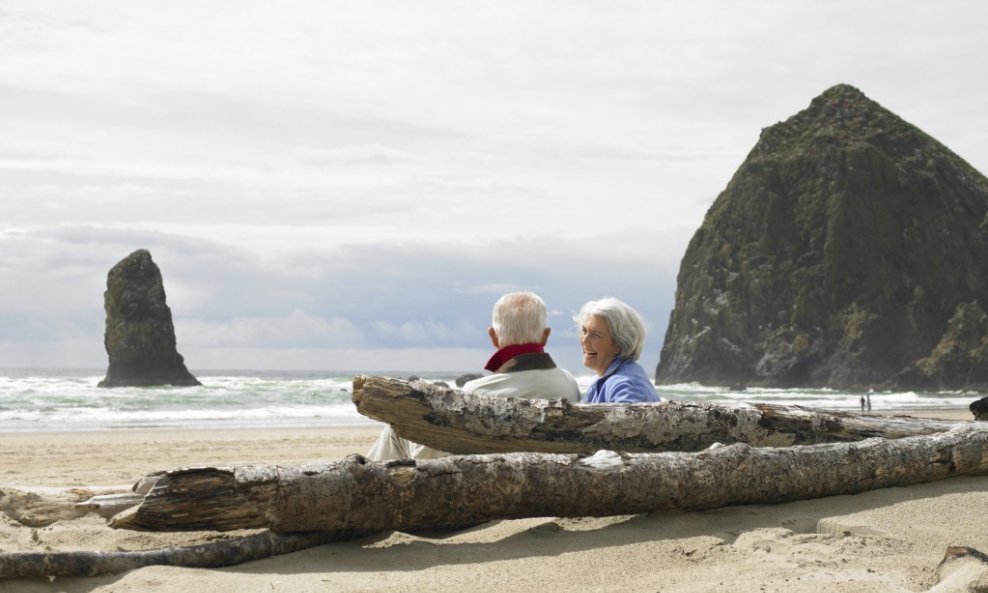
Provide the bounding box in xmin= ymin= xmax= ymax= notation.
xmin=602 ymin=363 xmax=658 ymax=402
xmin=608 ymin=359 xmax=649 ymax=379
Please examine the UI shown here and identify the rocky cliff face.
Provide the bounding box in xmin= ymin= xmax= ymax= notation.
xmin=98 ymin=249 xmax=200 ymax=387
xmin=656 ymin=84 xmax=988 ymax=391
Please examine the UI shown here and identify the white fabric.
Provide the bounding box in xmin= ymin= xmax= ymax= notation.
xmin=460 ymin=367 xmax=581 ymax=400
xmin=365 ymin=424 xmax=449 ymax=461
xmin=365 ymin=366 xmax=580 ymax=461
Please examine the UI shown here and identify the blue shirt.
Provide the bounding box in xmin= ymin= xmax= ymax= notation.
xmin=583 ymin=358 xmax=661 ymax=403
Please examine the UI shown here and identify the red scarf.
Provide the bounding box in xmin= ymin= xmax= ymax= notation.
xmin=483 ymin=343 xmax=545 ymax=372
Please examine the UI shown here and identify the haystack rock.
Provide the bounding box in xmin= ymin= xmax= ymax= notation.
xmin=656 ymin=84 xmax=988 ymax=391
xmin=98 ymin=249 xmax=200 ymax=387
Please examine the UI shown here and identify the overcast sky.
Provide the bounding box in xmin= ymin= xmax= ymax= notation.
xmin=2 ymin=1 xmax=987 ymax=374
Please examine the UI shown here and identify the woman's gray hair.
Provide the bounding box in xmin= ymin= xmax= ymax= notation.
xmin=492 ymin=291 xmax=548 ymax=346
xmin=574 ymin=297 xmax=647 ymax=361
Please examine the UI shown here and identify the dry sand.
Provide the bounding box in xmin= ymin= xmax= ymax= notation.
xmin=1 ymin=411 xmax=986 ymax=593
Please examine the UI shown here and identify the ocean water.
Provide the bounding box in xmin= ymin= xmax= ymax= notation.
xmin=0 ymin=368 xmax=978 ymax=433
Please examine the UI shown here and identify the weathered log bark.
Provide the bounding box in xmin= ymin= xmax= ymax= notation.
xmin=106 ymin=424 xmax=988 ymax=533
xmin=930 ymin=546 xmax=988 ymax=593
xmin=351 ymin=375 xmax=966 ymax=454
xmin=0 ymin=530 xmax=345 ymax=578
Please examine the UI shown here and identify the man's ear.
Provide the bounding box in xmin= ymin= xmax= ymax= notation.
xmin=541 ymin=327 xmax=551 ymax=346
xmin=488 ymin=327 xmax=500 ymax=348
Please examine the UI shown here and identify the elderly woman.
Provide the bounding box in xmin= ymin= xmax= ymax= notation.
xmin=575 ymin=297 xmax=660 ymax=403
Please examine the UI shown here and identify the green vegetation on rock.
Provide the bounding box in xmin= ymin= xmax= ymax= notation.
xmin=656 ymin=84 xmax=988 ymax=391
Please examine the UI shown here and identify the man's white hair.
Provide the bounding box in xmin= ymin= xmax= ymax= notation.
xmin=491 ymin=291 xmax=548 ymax=346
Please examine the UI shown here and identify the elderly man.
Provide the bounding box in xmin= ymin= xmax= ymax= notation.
xmin=366 ymin=291 xmax=580 ymax=461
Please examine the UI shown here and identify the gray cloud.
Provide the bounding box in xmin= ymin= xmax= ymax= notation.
xmin=1 ymin=1 xmax=987 ymax=373
xmin=0 ymin=223 xmax=682 ymax=371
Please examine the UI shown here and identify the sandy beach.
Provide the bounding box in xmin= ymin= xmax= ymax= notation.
xmin=1 ymin=410 xmax=986 ymax=592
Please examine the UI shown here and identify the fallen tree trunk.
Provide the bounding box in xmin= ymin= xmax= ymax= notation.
xmin=106 ymin=424 xmax=988 ymax=533
xmin=0 ymin=530 xmax=345 ymax=579
xmin=351 ymin=375 xmax=966 ymax=454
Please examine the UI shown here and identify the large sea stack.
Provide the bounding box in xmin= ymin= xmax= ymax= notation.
xmin=98 ymin=249 xmax=200 ymax=387
xmin=656 ymin=84 xmax=988 ymax=391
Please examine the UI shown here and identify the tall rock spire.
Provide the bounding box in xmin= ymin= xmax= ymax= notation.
xmin=656 ymin=84 xmax=988 ymax=390
xmin=98 ymin=249 xmax=201 ymax=387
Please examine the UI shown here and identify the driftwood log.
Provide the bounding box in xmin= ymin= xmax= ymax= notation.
xmin=0 ymin=531 xmax=343 ymax=578
xmin=5 ymin=425 xmax=987 ymax=580
xmin=103 ymin=423 xmax=988 ymax=533
xmin=351 ymin=375 xmax=966 ymax=454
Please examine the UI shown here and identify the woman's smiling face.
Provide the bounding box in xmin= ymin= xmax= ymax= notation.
xmin=580 ymin=314 xmax=621 ymax=376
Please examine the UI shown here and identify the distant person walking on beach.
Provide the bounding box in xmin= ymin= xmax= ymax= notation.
xmin=366 ymin=291 xmax=581 ymax=461
xmin=575 ymin=297 xmax=660 ymax=403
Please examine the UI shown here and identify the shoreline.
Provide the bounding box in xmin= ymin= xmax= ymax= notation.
xmin=870 ymin=406 xmax=973 ymax=420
